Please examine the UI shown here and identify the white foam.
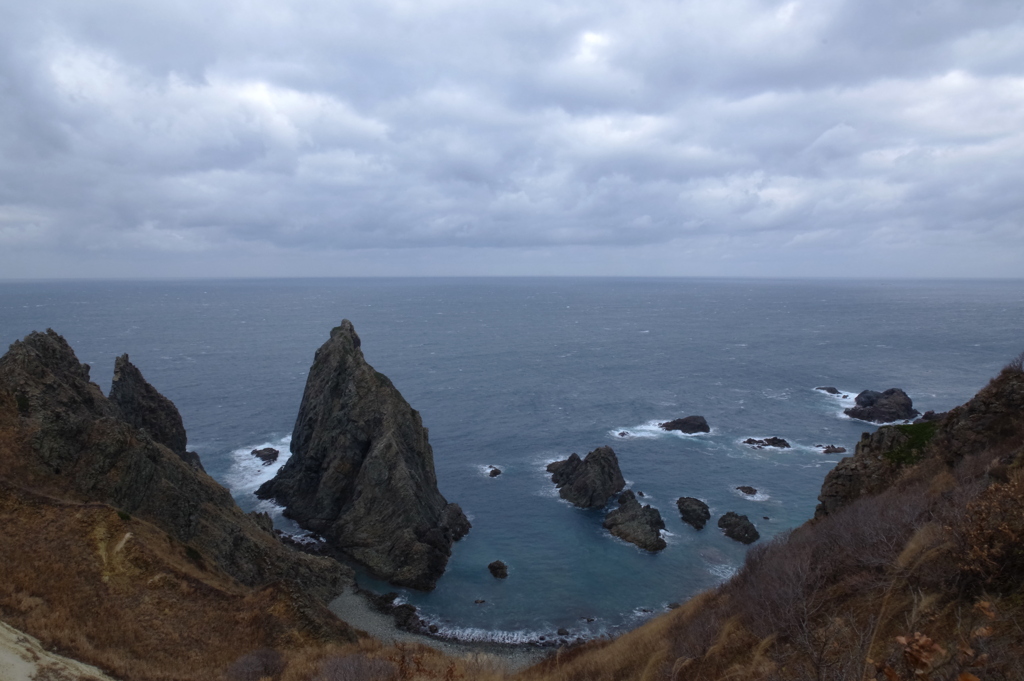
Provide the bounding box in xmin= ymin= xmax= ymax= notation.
xmin=609 ymin=419 xmax=712 ymax=440
xmin=707 ymin=564 xmax=738 ymax=581
xmin=225 ymin=435 xmax=292 ymax=498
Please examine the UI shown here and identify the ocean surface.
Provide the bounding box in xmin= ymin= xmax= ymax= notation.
xmin=2 ymin=278 xmax=1022 ymax=643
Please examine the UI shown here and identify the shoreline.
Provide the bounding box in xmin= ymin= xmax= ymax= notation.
xmin=328 ymin=587 xmax=552 ymax=671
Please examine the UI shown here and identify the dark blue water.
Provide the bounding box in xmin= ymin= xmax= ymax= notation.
xmin=2 ymin=278 xmax=1022 ymax=642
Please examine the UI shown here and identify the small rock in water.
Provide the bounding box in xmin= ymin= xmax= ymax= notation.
xmin=474 ymin=599 xmax=486 ymax=604
xmin=488 ymin=560 xmax=509 ymax=579
xmin=763 ymin=516 xmax=770 ymax=520
xmin=667 ymin=602 xmax=680 ymax=610
xmin=818 ymin=444 xmax=847 ymax=454
xmin=557 ymin=627 xmax=569 ymax=636
xmin=488 ymin=466 xmax=502 ymax=477
xmin=429 ymin=624 xmax=439 ymax=634
xmin=718 ymin=512 xmax=760 ymax=544
xmin=637 ymin=490 xmax=645 ymax=497
xmin=815 ymin=386 xmax=841 ymax=395
xmin=659 ymin=415 xmax=710 ymax=433
xmin=743 ymin=437 xmax=790 ymax=449
xmin=251 ymin=447 xmax=279 ymax=465
xmin=618 ymin=431 xmax=628 ymax=437
xmin=676 ymin=497 xmax=711 ymax=530
xmin=736 ymin=485 xmax=757 ymax=495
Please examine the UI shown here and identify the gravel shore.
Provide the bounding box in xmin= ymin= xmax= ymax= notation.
xmin=329 ymin=588 xmax=551 ymax=672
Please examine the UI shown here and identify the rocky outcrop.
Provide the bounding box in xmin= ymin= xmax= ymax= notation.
xmin=256 ymin=320 xmax=469 ymax=590
xmin=603 ymin=490 xmax=666 ymax=552
xmin=252 ymin=447 xmax=280 ymax=465
xmin=718 ymin=512 xmax=759 ymax=544
xmin=743 ymin=437 xmax=790 ymax=449
xmin=815 ymin=386 xmax=841 ymax=395
xmin=488 ymin=560 xmax=508 ymax=578
xmin=914 ymin=410 xmax=947 ymax=424
xmin=676 ymin=497 xmax=711 ymax=530
xmin=488 ymin=466 xmax=502 ymax=477
xmin=108 ymin=354 xmax=205 ymax=471
xmin=845 ymin=388 xmax=919 ymax=423
xmin=814 ymin=425 xmax=926 ymax=519
xmin=736 ymin=486 xmax=757 ymax=495
xmin=660 ymin=415 xmax=710 ymax=433
xmin=547 ymin=446 xmax=626 ymax=508
xmin=817 ymin=444 xmax=847 ymax=454
xmin=0 ymin=330 xmax=352 ymax=603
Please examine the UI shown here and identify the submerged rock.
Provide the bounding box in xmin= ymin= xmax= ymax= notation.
xmin=256 ymin=320 xmax=469 ymax=590
xmin=488 ymin=560 xmax=508 ymax=578
xmin=547 ymin=446 xmax=626 ymax=508
xmin=718 ymin=512 xmax=760 ymax=544
xmin=845 ymin=388 xmax=920 ymax=423
xmin=660 ymin=415 xmax=710 ymax=434
xmin=743 ymin=437 xmax=791 ymax=449
xmin=676 ymin=497 xmax=711 ymax=530
xmin=603 ymin=490 xmax=666 ymax=552
xmin=251 ymin=447 xmax=279 ymax=465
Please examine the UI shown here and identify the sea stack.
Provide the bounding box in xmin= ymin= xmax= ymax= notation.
xmin=256 ymin=320 xmax=470 ymax=590
xmin=109 ymin=353 xmax=205 ymax=471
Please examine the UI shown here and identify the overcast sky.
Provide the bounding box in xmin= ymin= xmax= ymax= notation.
xmin=1 ymin=0 xmax=1023 ymax=278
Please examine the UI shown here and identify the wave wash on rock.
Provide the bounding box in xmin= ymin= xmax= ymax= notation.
xmin=257 ymin=320 xmax=470 ymax=590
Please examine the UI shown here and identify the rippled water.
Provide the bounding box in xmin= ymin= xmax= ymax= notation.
xmin=2 ymin=277 xmax=1022 ymax=641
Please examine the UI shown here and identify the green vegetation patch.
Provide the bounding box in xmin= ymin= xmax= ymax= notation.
xmin=884 ymin=422 xmax=938 ymax=465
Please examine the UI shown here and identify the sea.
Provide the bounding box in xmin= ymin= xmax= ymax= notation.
xmin=2 ymin=277 xmax=1022 ymax=643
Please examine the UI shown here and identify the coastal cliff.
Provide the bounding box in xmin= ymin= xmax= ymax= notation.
xmin=257 ymin=320 xmax=470 ymax=590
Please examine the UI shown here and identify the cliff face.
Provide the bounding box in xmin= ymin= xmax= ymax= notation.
xmin=257 ymin=320 xmax=469 ymax=590
xmin=0 ymin=330 xmax=352 ymax=602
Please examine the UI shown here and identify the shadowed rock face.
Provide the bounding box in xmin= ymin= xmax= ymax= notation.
xmin=547 ymin=446 xmax=626 ymax=508
xmin=0 ymin=330 xmax=352 ymax=603
xmin=660 ymin=415 xmax=710 ymax=433
xmin=109 ymin=354 xmax=204 ymax=471
xmin=603 ymin=490 xmax=666 ymax=551
xmin=256 ymin=320 xmax=469 ymax=590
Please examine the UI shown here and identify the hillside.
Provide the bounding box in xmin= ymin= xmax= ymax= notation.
xmin=2 ymin=328 xmax=1023 ymax=681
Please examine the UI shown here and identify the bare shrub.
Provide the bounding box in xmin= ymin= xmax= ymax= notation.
xmin=225 ymin=648 xmax=285 ymax=681
xmin=315 ymin=654 xmax=397 ymax=681
xmin=1003 ymin=351 xmax=1024 ymax=375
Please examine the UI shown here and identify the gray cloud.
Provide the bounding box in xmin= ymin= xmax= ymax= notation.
xmin=1 ymin=0 xmax=1023 ymax=277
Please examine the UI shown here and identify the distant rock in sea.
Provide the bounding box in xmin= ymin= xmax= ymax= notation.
xmin=817 ymin=444 xmax=847 ymax=454
xmin=603 ymin=490 xmax=666 ymax=552
xmin=736 ymin=485 xmax=757 ymax=495
xmin=676 ymin=496 xmax=711 ymax=530
xmin=256 ymin=320 xmax=470 ymax=590
xmin=815 ymin=386 xmax=841 ymax=395
xmin=488 ymin=560 xmax=508 ymax=578
xmin=488 ymin=466 xmax=502 ymax=477
xmin=743 ymin=437 xmax=790 ymax=449
xmin=251 ymin=447 xmax=279 ymax=465
xmin=109 ymin=353 xmax=205 ymax=472
xmin=547 ymin=446 xmax=626 ymax=508
xmin=718 ymin=512 xmax=760 ymax=544
xmin=845 ymin=388 xmax=920 ymax=423
xmin=659 ymin=415 xmax=710 ymax=433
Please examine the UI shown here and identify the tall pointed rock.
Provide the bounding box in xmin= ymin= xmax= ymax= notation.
xmin=109 ymin=354 xmax=204 ymax=471
xmin=257 ymin=320 xmax=470 ymax=590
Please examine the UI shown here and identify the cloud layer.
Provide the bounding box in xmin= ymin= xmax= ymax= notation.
xmin=2 ymin=0 xmax=1023 ymax=277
